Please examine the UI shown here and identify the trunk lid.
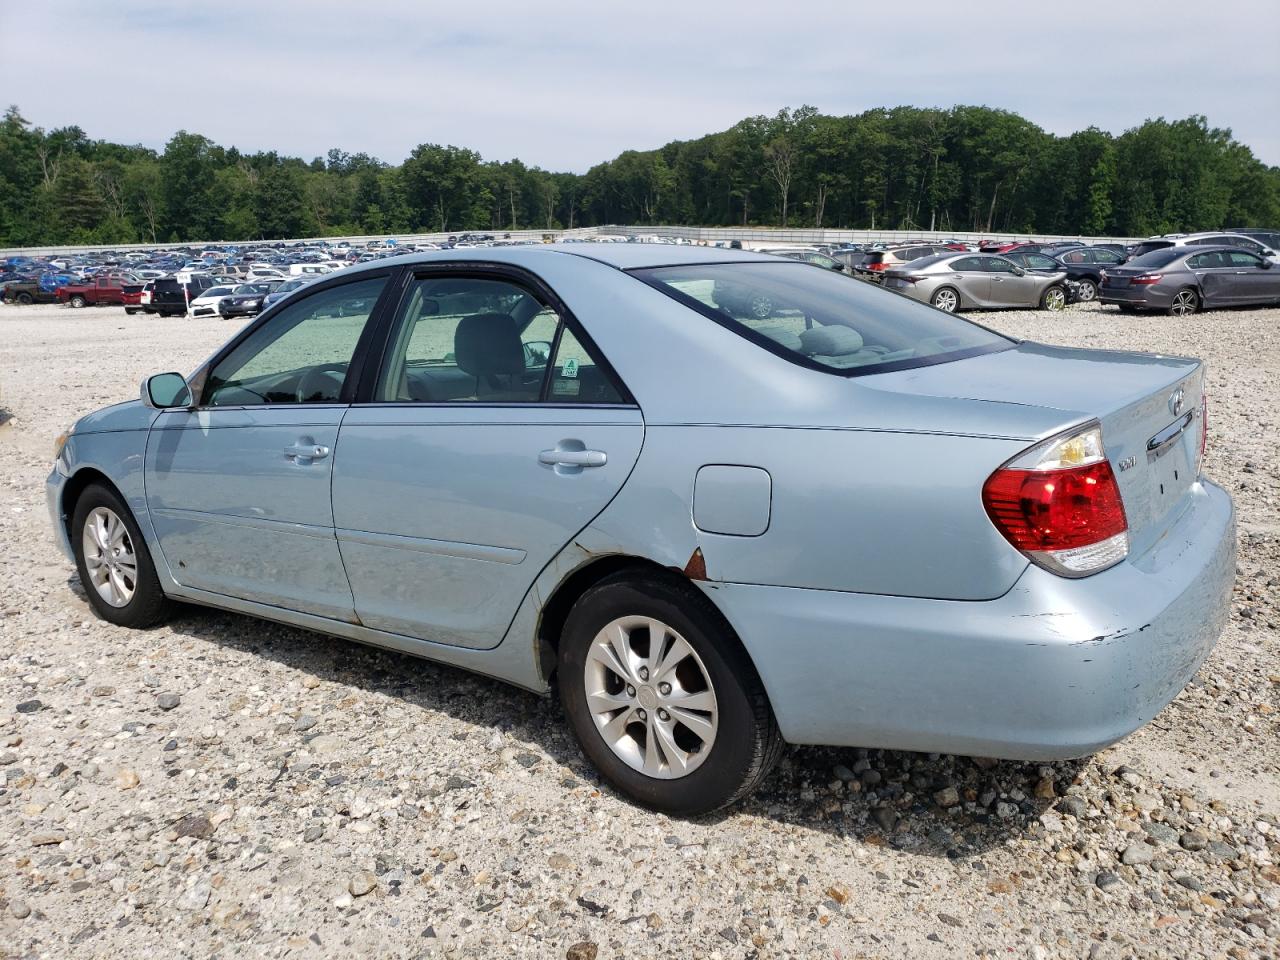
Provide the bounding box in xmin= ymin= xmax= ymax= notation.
xmin=862 ymin=342 xmax=1205 ymax=559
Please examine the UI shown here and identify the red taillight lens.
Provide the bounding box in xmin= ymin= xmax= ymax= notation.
xmin=982 ymin=424 xmax=1129 ymax=577
xmin=1130 ymin=274 xmax=1162 ymax=285
xmin=867 ymin=261 xmax=888 ymax=271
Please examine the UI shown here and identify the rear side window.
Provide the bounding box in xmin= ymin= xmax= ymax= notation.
xmin=633 ymin=262 xmax=1012 ymax=377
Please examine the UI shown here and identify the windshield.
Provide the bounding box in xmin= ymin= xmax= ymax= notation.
xmin=633 ymin=262 xmax=1012 ymax=376
xmin=235 ymin=283 xmax=271 ymax=295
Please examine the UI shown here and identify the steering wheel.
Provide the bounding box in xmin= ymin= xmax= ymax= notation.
xmin=296 ymin=366 xmax=346 ymax=403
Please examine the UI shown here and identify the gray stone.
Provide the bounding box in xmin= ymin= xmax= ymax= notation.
xmin=1120 ymin=842 xmax=1154 ymax=866
xmin=1206 ymin=840 xmax=1238 ymax=861
xmin=833 ymin=764 xmax=856 ymax=782
xmin=0 ymin=752 xmax=18 ymax=766
xmin=872 ymin=806 xmax=899 ymax=833
xmin=293 ymin=715 xmax=318 ymax=732
xmin=934 ymin=786 xmax=960 ymax=808
xmin=1095 ymin=871 xmax=1123 ymax=891
xmin=1179 ymin=830 xmax=1209 ymax=851
xmin=1175 ymin=874 xmax=1204 ymax=891
xmin=349 ymin=872 xmax=377 ymax=897
xmin=156 ymin=693 xmax=181 ymax=711
xmin=15 ymin=700 xmax=40 ymax=714
xmin=304 ymin=825 xmax=323 ymax=842
xmin=173 ymin=814 xmax=213 ymax=840
xmin=10 ymin=900 xmax=30 ymax=919
xmin=1141 ymin=821 xmax=1179 ymax=845
xmin=1057 ymin=796 xmax=1087 ymax=819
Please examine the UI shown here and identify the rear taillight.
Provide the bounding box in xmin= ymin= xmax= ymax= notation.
xmin=867 ymin=261 xmax=888 ymax=271
xmin=1130 ymin=274 xmax=1162 ymax=285
xmin=982 ymin=423 xmax=1129 ymax=577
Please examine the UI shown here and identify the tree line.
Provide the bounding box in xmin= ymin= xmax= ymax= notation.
xmin=1 ymin=103 xmax=1277 ymax=247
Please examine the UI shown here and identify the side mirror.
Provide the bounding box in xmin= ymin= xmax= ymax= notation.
xmin=523 ymin=340 xmax=552 ymax=368
xmin=142 ymin=372 xmax=192 ymax=409
xmin=1262 ymin=259 xmax=1274 ymax=270
xmin=1011 ymin=266 xmax=1026 ymax=277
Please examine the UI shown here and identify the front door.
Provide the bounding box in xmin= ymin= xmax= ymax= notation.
xmin=1223 ymin=250 xmax=1280 ymax=304
xmin=145 ymin=275 xmax=390 ymax=619
xmin=985 ymin=256 xmax=1039 ymax=306
xmin=331 ymin=271 xmax=644 ymax=649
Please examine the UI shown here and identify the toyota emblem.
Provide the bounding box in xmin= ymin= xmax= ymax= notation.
xmin=1169 ymin=387 xmax=1185 ymax=416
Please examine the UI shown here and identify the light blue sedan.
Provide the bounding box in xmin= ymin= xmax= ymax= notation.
xmin=47 ymin=245 xmax=1235 ymax=814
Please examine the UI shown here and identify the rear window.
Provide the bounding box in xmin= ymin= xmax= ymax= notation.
xmin=633 ymin=262 xmax=1012 ymax=377
xmin=1128 ymin=241 xmax=1173 ymax=258
xmin=1125 ymin=249 xmax=1184 ymax=269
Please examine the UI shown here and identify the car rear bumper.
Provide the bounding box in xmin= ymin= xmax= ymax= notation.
xmin=708 ymin=478 xmax=1235 ymax=760
xmin=1100 ymin=285 xmax=1168 ymax=307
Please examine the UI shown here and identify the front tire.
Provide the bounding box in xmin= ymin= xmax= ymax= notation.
xmin=558 ymin=573 xmax=782 ymax=815
xmin=16 ymin=292 xmax=33 ymax=305
xmin=69 ymin=295 xmax=87 ymax=308
xmin=1169 ymin=288 xmax=1199 ymax=316
xmin=71 ymin=484 xmax=171 ymax=628
xmin=1040 ymin=285 xmax=1067 ymax=311
xmin=1076 ymin=278 xmax=1098 ymax=302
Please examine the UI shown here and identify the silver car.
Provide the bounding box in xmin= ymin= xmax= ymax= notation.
xmin=883 ymin=253 xmax=1069 ymax=312
xmin=1100 ymin=245 xmax=1280 ymax=315
xmin=47 ymin=245 xmax=1233 ymax=814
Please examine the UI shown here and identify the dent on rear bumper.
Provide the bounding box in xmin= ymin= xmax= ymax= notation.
xmin=708 ymin=479 xmax=1235 ymax=760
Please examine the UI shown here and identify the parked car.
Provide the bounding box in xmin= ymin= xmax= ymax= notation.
xmin=218 ymin=281 xmax=282 ymax=319
xmin=1127 ymin=232 xmax=1279 ymax=264
xmin=262 ymin=276 xmax=316 ymax=309
xmin=883 ymin=253 xmax=1069 ymax=311
xmin=1099 ymin=245 xmax=1280 ymax=315
xmin=121 ymin=282 xmax=146 ymax=314
xmin=187 ymin=285 xmax=237 ymax=319
xmin=1225 ymin=227 xmax=1280 ymax=251
xmin=46 ymin=245 xmax=1234 ymax=814
xmin=855 ymin=244 xmax=956 ymax=283
xmin=760 ymin=249 xmax=850 ymax=273
xmin=139 ymin=281 xmax=155 ymax=314
xmin=1000 ymin=252 xmax=1090 ymax=304
xmin=1043 ymin=246 xmax=1127 ymax=301
xmin=151 ymin=275 xmax=216 ymax=317
xmin=55 ymin=273 xmax=137 ymax=308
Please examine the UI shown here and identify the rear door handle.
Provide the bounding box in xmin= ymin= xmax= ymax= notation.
xmin=285 ymin=442 xmax=330 ymax=461
xmin=539 ymin=448 xmax=607 ymax=468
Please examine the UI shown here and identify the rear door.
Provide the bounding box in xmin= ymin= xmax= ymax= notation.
xmin=946 ymin=257 xmax=991 ymax=305
xmin=1187 ymin=251 xmax=1237 ymax=306
xmin=331 ymin=268 xmax=644 ymax=649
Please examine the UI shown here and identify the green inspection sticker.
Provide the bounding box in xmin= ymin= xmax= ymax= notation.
xmin=561 ymin=358 xmax=579 ymax=378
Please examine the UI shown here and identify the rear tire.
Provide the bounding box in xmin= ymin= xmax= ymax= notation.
xmin=558 ymin=573 xmax=782 ymax=815
xmin=125 ymin=308 xmax=138 ymax=315
xmin=71 ymin=484 xmax=172 ymax=628
xmin=931 ymin=286 xmax=960 ymax=312
xmin=1076 ymin=278 xmax=1098 ymax=302
xmin=70 ymin=295 xmax=87 ymax=308
xmin=1169 ymin=288 xmax=1199 ymax=316
xmin=16 ymin=292 xmax=33 ymax=305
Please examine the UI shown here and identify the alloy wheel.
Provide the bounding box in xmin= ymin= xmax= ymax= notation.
xmin=933 ymin=288 xmax=958 ymax=312
xmin=583 ymin=615 xmax=719 ymax=779
xmin=1171 ymin=290 xmax=1197 ymax=316
xmin=1044 ymin=287 xmax=1067 ymax=311
xmin=81 ymin=506 xmax=137 ymax=607
xmin=1078 ymin=280 xmax=1097 ymax=302
xmin=748 ymin=295 xmax=773 ymax=319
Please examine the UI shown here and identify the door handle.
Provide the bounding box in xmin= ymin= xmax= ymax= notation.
xmin=539 ymin=448 xmax=607 ymax=468
xmin=284 ymin=442 xmax=330 ymax=461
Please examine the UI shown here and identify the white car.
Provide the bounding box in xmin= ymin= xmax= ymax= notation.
xmin=245 ymin=267 xmax=287 ymax=281
xmin=186 ymin=285 xmax=236 ymax=319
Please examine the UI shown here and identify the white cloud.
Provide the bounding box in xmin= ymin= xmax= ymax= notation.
xmin=3 ymin=0 xmax=1277 ymax=168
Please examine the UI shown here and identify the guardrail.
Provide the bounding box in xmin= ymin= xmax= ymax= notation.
xmin=1 ymin=224 xmax=1142 ymax=260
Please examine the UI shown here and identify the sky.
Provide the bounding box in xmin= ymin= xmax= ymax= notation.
xmin=3 ymin=0 xmax=1278 ymax=170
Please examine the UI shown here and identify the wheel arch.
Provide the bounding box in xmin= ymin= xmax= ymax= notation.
xmin=534 ymin=553 xmax=763 ymax=693
xmin=59 ymin=467 xmax=126 ymax=541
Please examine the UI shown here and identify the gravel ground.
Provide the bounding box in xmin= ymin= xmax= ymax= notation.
xmin=0 ymin=300 xmax=1276 ymax=960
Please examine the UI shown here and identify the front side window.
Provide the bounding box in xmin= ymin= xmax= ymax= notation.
xmin=1228 ymin=250 xmax=1265 ymax=267
xmin=205 ymin=277 xmax=387 ymax=406
xmin=635 ymin=262 xmax=1011 ymax=376
xmin=1027 ymin=255 xmax=1058 ymax=270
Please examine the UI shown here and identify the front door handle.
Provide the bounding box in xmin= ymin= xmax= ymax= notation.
xmin=285 ymin=441 xmax=330 ymax=462
xmin=539 ymin=448 xmax=606 ymax=468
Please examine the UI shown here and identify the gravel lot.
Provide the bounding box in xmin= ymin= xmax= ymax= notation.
xmin=0 ymin=300 xmax=1276 ymax=959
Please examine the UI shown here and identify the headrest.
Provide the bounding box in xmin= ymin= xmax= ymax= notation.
xmin=454 ymin=312 xmax=525 ymax=377
xmin=799 ymin=324 xmax=863 ymax=356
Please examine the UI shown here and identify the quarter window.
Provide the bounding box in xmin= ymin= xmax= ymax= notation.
xmin=205 ymin=277 xmax=387 ymax=406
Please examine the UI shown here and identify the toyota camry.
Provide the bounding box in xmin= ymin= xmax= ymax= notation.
xmin=47 ymin=245 xmax=1235 ymax=814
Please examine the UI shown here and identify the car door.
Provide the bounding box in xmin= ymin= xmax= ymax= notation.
xmin=144 ymin=274 xmax=393 ymax=620
xmin=945 ymin=257 xmax=991 ymax=305
xmin=1187 ymin=251 xmax=1236 ymax=306
xmin=985 ymin=256 xmax=1038 ymax=306
xmin=1224 ymin=250 xmax=1280 ymax=303
xmin=331 ymin=269 xmax=644 ymax=649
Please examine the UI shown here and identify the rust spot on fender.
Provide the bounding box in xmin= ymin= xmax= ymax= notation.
xmin=683 ymin=547 xmax=708 ymax=581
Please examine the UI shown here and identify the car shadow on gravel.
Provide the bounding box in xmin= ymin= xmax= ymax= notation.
xmin=110 ymin=591 xmax=1088 ymax=859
